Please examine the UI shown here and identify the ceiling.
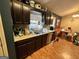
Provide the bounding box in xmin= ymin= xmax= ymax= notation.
xmin=35 ymin=0 xmax=79 ymax=16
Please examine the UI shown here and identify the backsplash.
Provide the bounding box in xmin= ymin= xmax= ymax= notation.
xmin=13 ymin=24 xmax=30 ymax=36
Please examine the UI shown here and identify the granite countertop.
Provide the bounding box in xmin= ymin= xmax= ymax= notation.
xmin=14 ymin=30 xmax=55 ymax=42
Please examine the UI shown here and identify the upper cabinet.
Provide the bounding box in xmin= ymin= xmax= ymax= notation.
xmin=11 ymin=0 xmax=61 ymax=26
xmin=22 ymin=4 xmax=30 ymax=24
xmin=43 ymin=11 xmax=51 ymax=25
xmin=11 ymin=1 xmax=22 ymax=24
xmin=11 ymin=1 xmax=30 ymax=24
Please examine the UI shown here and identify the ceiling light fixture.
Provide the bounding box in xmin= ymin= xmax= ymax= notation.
xmin=40 ymin=0 xmax=50 ymax=3
xmin=26 ymin=1 xmax=29 ymax=4
xmin=72 ymin=14 xmax=79 ymax=17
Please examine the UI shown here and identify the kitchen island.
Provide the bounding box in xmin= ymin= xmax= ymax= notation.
xmin=14 ymin=30 xmax=55 ymax=59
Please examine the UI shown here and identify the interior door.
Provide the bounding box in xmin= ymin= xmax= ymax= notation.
xmin=0 ymin=13 xmax=8 ymax=57
xmin=0 ymin=38 xmax=3 ymax=56
xmin=0 ymin=14 xmax=4 ymax=56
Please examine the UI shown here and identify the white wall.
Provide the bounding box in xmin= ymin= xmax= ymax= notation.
xmin=61 ymin=14 xmax=79 ymax=33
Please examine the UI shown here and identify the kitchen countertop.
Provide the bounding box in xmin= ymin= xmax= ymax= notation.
xmin=14 ymin=30 xmax=55 ymax=42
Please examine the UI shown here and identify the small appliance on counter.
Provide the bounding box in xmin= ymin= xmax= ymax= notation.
xmin=50 ymin=25 xmax=54 ymax=30
xmin=50 ymin=26 xmax=54 ymax=30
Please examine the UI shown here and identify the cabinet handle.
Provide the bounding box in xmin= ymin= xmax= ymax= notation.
xmin=27 ymin=42 xmax=33 ymax=44
xmin=18 ymin=42 xmax=34 ymax=47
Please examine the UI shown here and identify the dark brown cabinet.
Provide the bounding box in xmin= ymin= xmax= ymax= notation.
xmin=35 ymin=36 xmax=42 ymax=50
xmin=15 ymin=34 xmax=48 ymax=59
xmin=15 ymin=43 xmax=28 ymax=59
xmin=11 ymin=1 xmax=30 ymax=24
xmin=42 ymin=34 xmax=48 ymax=46
xmin=22 ymin=4 xmax=30 ymax=24
xmin=15 ymin=38 xmax=35 ymax=59
xmin=11 ymin=1 xmax=22 ymax=24
xmin=43 ymin=11 xmax=51 ymax=25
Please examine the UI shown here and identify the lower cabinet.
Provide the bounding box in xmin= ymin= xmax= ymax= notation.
xmin=42 ymin=34 xmax=48 ymax=47
xmin=15 ymin=34 xmax=48 ymax=59
xmin=15 ymin=40 xmax=35 ymax=59
xmin=35 ymin=36 xmax=42 ymax=50
xmin=51 ymin=32 xmax=56 ymax=41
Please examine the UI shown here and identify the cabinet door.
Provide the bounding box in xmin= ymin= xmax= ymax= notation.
xmin=15 ymin=40 xmax=35 ymax=59
xmin=15 ymin=43 xmax=28 ymax=59
xmin=51 ymin=32 xmax=56 ymax=41
xmin=26 ymin=41 xmax=35 ymax=55
xmin=11 ymin=1 xmax=30 ymax=24
xmin=35 ymin=36 xmax=42 ymax=50
xmin=22 ymin=4 xmax=30 ymax=24
xmin=44 ymin=11 xmax=51 ymax=25
xmin=12 ymin=1 xmax=22 ymax=24
xmin=42 ymin=34 xmax=48 ymax=46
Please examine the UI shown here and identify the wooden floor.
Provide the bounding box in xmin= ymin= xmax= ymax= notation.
xmin=25 ymin=39 xmax=79 ymax=59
